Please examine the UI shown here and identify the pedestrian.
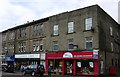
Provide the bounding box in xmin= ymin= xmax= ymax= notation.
xmin=48 ymin=66 xmax=52 ymax=76
xmin=69 ymin=64 xmax=73 ymax=75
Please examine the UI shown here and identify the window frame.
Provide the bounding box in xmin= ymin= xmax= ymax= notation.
xmin=85 ymin=18 xmax=92 ymax=30
xmin=111 ymin=42 xmax=114 ymax=52
xmin=53 ymin=41 xmax=59 ymax=51
xmin=85 ymin=37 xmax=93 ymax=49
xmin=110 ymin=26 xmax=113 ymax=36
xmin=68 ymin=39 xmax=74 ymax=50
xmin=68 ymin=22 xmax=74 ymax=33
xmin=53 ymin=24 xmax=59 ymax=35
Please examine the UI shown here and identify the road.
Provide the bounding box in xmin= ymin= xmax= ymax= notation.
xmin=1 ymin=71 xmax=120 ymax=77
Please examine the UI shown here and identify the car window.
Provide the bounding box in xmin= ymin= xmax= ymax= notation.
xmin=33 ymin=65 xmax=37 ymax=68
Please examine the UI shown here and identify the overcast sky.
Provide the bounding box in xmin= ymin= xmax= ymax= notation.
xmin=0 ymin=0 xmax=119 ymax=32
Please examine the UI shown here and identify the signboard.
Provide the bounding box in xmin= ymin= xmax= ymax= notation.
xmin=93 ymin=50 xmax=99 ymax=59
xmin=40 ymin=53 xmax=46 ymax=60
xmin=6 ymin=56 xmax=14 ymax=61
xmin=63 ymin=52 xmax=73 ymax=58
xmin=47 ymin=51 xmax=94 ymax=59
xmin=15 ymin=54 xmax=40 ymax=58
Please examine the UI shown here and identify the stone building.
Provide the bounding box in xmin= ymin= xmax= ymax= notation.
xmin=1 ymin=5 xmax=120 ymax=76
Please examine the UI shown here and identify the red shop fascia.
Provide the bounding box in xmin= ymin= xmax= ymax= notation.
xmin=46 ymin=51 xmax=99 ymax=76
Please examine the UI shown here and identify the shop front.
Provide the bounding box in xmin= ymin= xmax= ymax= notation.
xmin=5 ymin=55 xmax=15 ymax=66
xmin=46 ymin=51 xmax=99 ymax=76
xmin=15 ymin=53 xmax=46 ymax=70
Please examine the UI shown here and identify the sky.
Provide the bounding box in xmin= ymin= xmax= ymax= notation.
xmin=0 ymin=0 xmax=119 ymax=32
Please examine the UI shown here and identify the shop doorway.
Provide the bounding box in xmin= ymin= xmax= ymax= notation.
xmin=65 ymin=60 xmax=73 ymax=75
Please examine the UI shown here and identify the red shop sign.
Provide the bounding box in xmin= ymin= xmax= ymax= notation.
xmin=46 ymin=51 xmax=95 ymax=59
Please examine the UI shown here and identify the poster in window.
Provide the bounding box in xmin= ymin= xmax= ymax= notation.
xmin=89 ymin=62 xmax=93 ymax=68
xmin=77 ymin=62 xmax=81 ymax=67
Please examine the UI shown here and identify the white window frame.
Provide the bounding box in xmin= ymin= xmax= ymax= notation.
xmin=110 ymin=26 xmax=113 ymax=36
xmin=53 ymin=41 xmax=59 ymax=51
xmin=53 ymin=24 xmax=58 ymax=35
xmin=85 ymin=37 xmax=93 ymax=49
xmin=2 ymin=34 xmax=6 ymax=41
xmin=68 ymin=39 xmax=74 ymax=50
xmin=33 ymin=40 xmax=43 ymax=52
xmin=111 ymin=42 xmax=113 ymax=52
xmin=68 ymin=22 xmax=74 ymax=33
xmin=85 ymin=18 xmax=92 ymax=30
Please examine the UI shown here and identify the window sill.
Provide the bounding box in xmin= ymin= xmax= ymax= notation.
xmin=110 ymin=35 xmax=114 ymax=38
xmin=67 ymin=32 xmax=76 ymax=35
xmin=83 ymin=29 xmax=94 ymax=32
xmin=51 ymin=34 xmax=59 ymax=37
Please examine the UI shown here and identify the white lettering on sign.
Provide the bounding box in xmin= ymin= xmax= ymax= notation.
xmin=93 ymin=49 xmax=99 ymax=55
xmin=15 ymin=54 xmax=40 ymax=58
xmin=74 ymin=55 xmax=93 ymax=58
xmin=63 ymin=52 xmax=73 ymax=58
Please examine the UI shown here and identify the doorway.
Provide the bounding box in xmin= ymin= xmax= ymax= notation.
xmin=65 ymin=60 xmax=73 ymax=75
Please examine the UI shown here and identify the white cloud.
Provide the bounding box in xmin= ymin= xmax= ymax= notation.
xmin=0 ymin=0 xmax=119 ymax=32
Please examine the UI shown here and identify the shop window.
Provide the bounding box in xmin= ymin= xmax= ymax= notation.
xmin=49 ymin=60 xmax=62 ymax=73
xmin=53 ymin=24 xmax=59 ymax=35
xmin=85 ymin=37 xmax=93 ymax=49
xmin=68 ymin=22 xmax=74 ymax=33
xmin=85 ymin=18 xmax=92 ymax=30
xmin=76 ymin=60 xmax=94 ymax=75
xmin=68 ymin=39 xmax=74 ymax=50
xmin=53 ymin=41 xmax=59 ymax=51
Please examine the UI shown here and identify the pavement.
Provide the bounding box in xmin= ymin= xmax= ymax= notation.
xmin=1 ymin=71 xmax=120 ymax=77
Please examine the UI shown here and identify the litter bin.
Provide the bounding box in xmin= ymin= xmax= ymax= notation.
xmin=109 ymin=67 xmax=117 ymax=75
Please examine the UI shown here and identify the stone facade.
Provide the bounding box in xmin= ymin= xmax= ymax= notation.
xmin=1 ymin=5 xmax=120 ymax=74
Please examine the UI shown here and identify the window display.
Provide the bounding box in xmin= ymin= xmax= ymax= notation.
xmin=48 ymin=60 xmax=62 ymax=74
xmin=77 ymin=60 xmax=94 ymax=75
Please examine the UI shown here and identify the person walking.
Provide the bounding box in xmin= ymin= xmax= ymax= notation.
xmin=48 ymin=66 xmax=52 ymax=76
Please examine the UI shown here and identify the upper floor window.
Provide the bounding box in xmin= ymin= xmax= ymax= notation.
xmin=19 ymin=28 xmax=27 ymax=37
xmin=33 ymin=24 xmax=44 ymax=36
xmin=68 ymin=39 xmax=74 ymax=50
xmin=85 ymin=18 xmax=92 ymax=30
xmin=117 ymin=32 xmax=119 ymax=39
xmin=53 ymin=41 xmax=59 ymax=51
xmin=33 ymin=40 xmax=43 ymax=52
xmin=2 ymin=33 xmax=6 ymax=41
xmin=111 ymin=42 xmax=113 ymax=52
xmin=2 ymin=44 xmax=8 ymax=53
xmin=18 ymin=42 xmax=26 ymax=52
xmin=68 ymin=22 xmax=74 ymax=33
xmin=9 ymin=32 xmax=15 ymax=40
xmin=8 ymin=44 xmax=14 ymax=53
xmin=85 ymin=37 xmax=93 ymax=49
xmin=110 ymin=26 xmax=113 ymax=36
xmin=53 ymin=25 xmax=58 ymax=35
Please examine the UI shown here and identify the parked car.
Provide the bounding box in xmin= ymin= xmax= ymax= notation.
xmin=2 ymin=65 xmax=15 ymax=73
xmin=22 ymin=64 xmax=45 ymax=76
